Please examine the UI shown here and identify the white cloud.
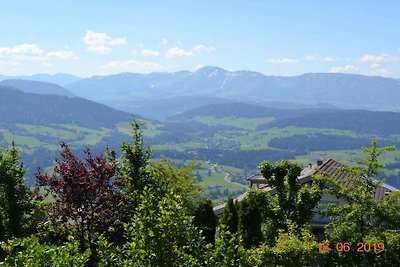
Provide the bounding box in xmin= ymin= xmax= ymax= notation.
xmin=141 ymin=49 xmax=160 ymax=57
xmin=266 ymin=58 xmax=300 ymax=64
xmin=305 ymin=55 xmax=317 ymax=61
xmin=323 ymin=57 xmax=334 ymax=62
xmin=41 ymin=62 xmax=53 ymax=68
xmin=99 ymin=59 xmax=164 ymax=73
xmin=369 ymin=63 xmax=391 ymax=76
xmin=192 ymin=45 xmax=215 ymax=53
xmin=0 ymin=43 xmax=44 ymax=58
xmin=165 ymin=44 xmax=215 ymax=58
xmin=47 ymin=50 xmax=78 ymax=60
xmin=0 ymin=43 xmax=78 ymax=63
xmin=83 ymin=30 xmax=127 ymax=54
xmin=330 ymin=64 xmax=359 ymax=73
xmin=166 ymin=47 xmax=194 ymax=58
xmin=360 ymin=53 xmax=396 ymax=63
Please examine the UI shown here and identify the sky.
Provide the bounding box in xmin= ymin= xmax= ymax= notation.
xmin=1 ymin=0 xmax=400 ymax=77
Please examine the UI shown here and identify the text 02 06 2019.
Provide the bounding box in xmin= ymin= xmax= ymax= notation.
xmin=318 ymin=241 xmax=385 ymax=253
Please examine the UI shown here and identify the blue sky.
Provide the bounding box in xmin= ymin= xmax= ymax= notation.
xmin=1 ymin=0 xmax=399 ymax=77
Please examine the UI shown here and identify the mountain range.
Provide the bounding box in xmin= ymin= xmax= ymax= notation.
xmin=0 ymin=73 xmax=81 ymax=86
xmin=2 ymin=67 xmax=400 ymax=120
xmin=60 ymin=66 xmax=400 ymax=117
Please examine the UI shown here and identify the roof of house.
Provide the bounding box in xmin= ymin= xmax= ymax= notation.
xmin=213 ymin=158 xmax=398 ymax=215
xmin=312 ymin=158 xmax=397 ymax=201
xmin=246 ymin=174 xmax=267 ymax=184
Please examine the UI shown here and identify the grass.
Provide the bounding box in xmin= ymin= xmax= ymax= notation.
xmin=0 ymin=129 xmax=42 ymax=147
xmin=117 ymin=120 xmax=161 ymax=137
xmin=195 ymin=161 xmax=246 ymax=191
xmin=193 ymin=115 xmax=274 ymax=130
xmin=60 ymin=124 xmax=112 ymax=145
xmin=16 ymin=124 xmax=77 ymax=139
xmin=232 ymin=126 xmax=368 ymax=150
xmin=0 ymin=124 xmax=113 ymax=152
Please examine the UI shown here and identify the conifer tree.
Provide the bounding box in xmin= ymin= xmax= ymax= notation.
xmin=193 ymin=198 xmax=218 ymax=244
xmin=220 ymin=197 xmax=238 ymax=234
xmin=0 ymin=143 xmax=32 ymax=242
xmin=238 ymin=195 xmax=263 ymax=248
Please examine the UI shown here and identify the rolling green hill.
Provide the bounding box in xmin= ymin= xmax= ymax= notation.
xmin=0 ymin=87 xmax=137 ymax=184
xmin=1 ymin=93 xmax=399 ymax=200
xmin=0 ymin=87 xmax=133 ymax=128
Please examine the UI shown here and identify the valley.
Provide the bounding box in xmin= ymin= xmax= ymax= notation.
xmin=1 ymin=78 xmax=399 ymax=201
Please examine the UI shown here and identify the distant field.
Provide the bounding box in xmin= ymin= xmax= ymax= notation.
xmin=1 ymin=112 xmax=399 ymax=201
xmin=192 ymin=115 xmax=274 ymax=130
xmin=0 ymin=124 xmax=113 ymax=150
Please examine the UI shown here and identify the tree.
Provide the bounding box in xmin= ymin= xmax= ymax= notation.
xmin=0 ymin=143 xmax=33 ymax=243
xmin=118 ymin=187 xmax=203 ymax=267
xmin=220 ymin=197 xmax=238 ymax=234
xmin=35 ymin=142 xmax=118 ymax=264
xmin=206 ymin=224 xmax=242 ymax=267
xmin=1 ymin=236 xmax=90 ymax=267
xmin=193 ymin=198 xmax=218 ymax=244
xmin=259 ymin=160 xmax=322 ymax=233
xmin=243 ymin=224 xmax=317 ymax=267
xmin=238 ymin=191 xmax=263 ymax=249
xmin=318 ymin=140 xmax=399 ymax=266
xmin=118 ymin=120 xmax=152 ymax=194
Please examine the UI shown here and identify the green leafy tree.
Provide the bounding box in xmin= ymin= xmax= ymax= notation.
xmin=259 ymin=160 xmax=322 ymax=233
xmin=193 ymin=199 xmax=218 ymax=244
xmin=318 ymin=140 xmax=399 ymax=266
xmin=243 ymin=224 xmax=317 ymax=267
xmin=119 ymin=187 xmax=202 ymax=266
xmin=206 ymin=224 xmax=242 ymax=267
xmin=1 ymin=236 xmax=90 ymax=267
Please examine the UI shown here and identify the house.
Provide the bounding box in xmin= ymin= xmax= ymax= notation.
xmin=213 ymin=158 xmax=398 ymax=241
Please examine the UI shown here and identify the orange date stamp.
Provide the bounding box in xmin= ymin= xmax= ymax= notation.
xmin=318 ymin=241 xmax=385 ymax=253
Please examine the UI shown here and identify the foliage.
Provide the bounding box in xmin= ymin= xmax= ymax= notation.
xmin=318 ymin=140 xmax=399 ymax=266
xmin=259 ymin=160 xmax=322 ymax=233
xmin=193 ymin=199 xmax=218 ymax=244
xmin=238 ymin=190 xmax=263 ymax=249
xmin=118 ymin=187 xmax=202 ymax=267
xmin=220 ymin=197 xmax=238 ymax=234
xmin=0 ymin=143 xmax=34 ymax=243
xmin=35 ymin=142 xmax=118 ymax=261
xmin=243 ymin=225 xmax=317 ymax=267
xmin=118 ymin=120 xmax=152 ymax=194
xmin=0 ymin=236 xmax=90 ymax=267
xmin=205 ymin=225 xmax=241 ymax=267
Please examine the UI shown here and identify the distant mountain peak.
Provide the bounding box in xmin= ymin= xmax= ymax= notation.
xmin=193 ymin=66 xmax=229 ymax=76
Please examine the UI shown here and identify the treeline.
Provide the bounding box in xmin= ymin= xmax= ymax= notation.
xmin=258 ymin=109 xmax=400 ymax=136
xmin=269 ymin=133 xmax=400 ymax=152
xmin=154 ymin=148 xmax=300 ymax=170
xmin=0 ymin=87 xmax=132 ymax=129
